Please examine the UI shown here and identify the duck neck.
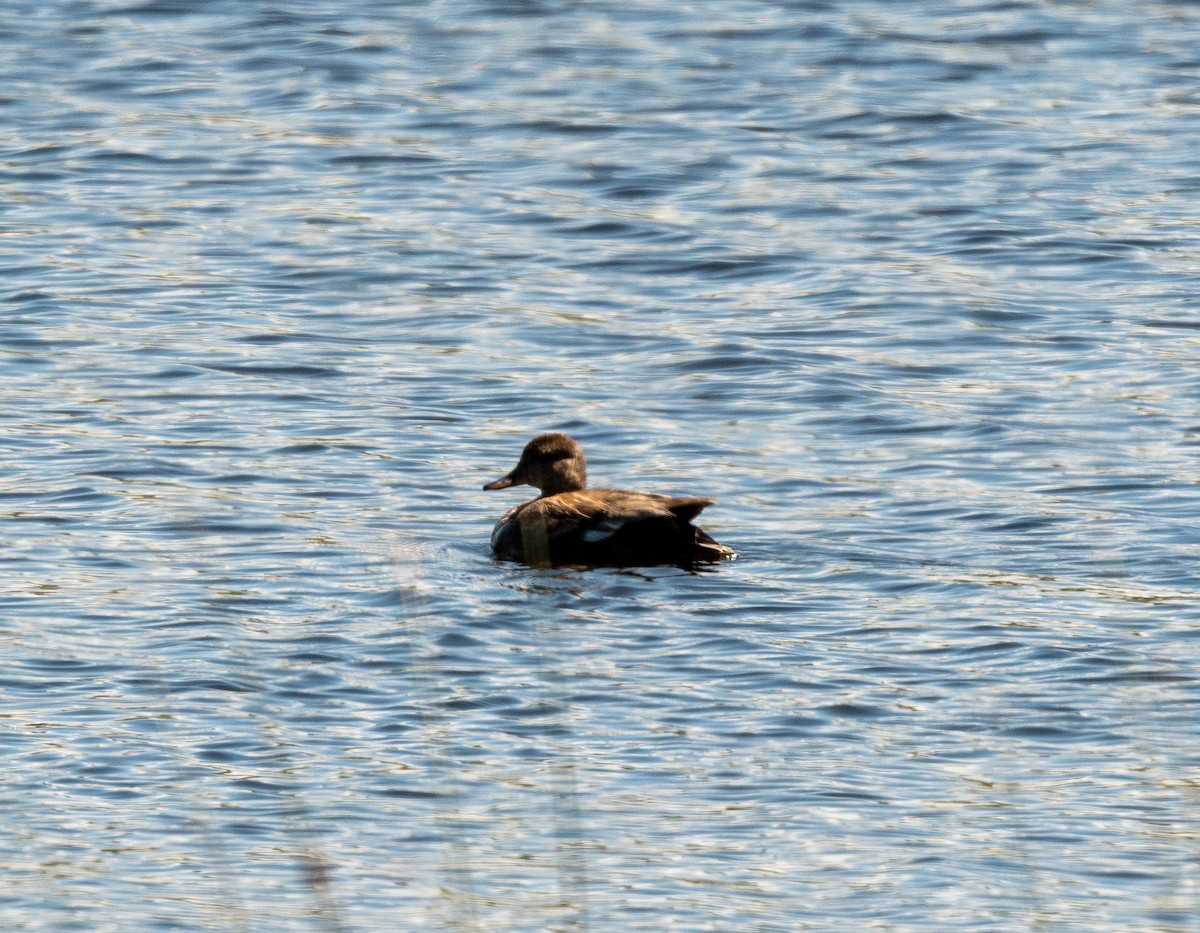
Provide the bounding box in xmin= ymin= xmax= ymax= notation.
xmin=538 ymin=464 xmax=586 ymax=496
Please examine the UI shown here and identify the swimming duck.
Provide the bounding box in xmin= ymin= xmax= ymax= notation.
xmin=483 ymin=433 xmax=735 ymax=567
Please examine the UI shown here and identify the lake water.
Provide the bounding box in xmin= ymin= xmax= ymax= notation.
xmin=2 ymin=1 xmax=1199 ymax=930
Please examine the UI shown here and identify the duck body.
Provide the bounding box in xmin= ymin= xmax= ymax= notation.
xmin=484 ymin=434 xmax=734 ymax=568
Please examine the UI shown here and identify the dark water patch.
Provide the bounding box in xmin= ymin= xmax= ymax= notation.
xmin=818 ymin=702 xmax=890 ymax=720
xmin=999 ymin=724 xmax=1088 ymax=742
xmin=377 ymin=787 xmax=447 ymax=800
xmin=669 ymin=352 xmax=781 ymax=374
xmin=1072 ymin=669 xmax=1194 ymax=686
xmin=0 ymin=674 xmax=93 ymax=692
xmin=202 ymin=363 xmax=343 ymax=378
xmin=6 ymin=512 xmax=72 ymax=527
xmin=515 ymin=118 xmax=622 ymax=137
xmin=1041 ymin=481 xmax=1165 ymax=496
xmin=984 ymin=515 xmax=1063 ymax=533
xmin=235 ymin=332 xmax=329 ymax=346
xmin=44 ymin=485 xmax=121 ymax=504
xmin=327 ymin=152 xmax=440 ymax=167
xmin=82 ymin=461 xmax=203 ymax=480
xmin=174 ymin=677 xmax=259 ymax=694
xmin=1141 ymin=317 xmax=1200 ymax=331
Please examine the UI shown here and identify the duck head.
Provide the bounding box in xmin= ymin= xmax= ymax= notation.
xmin=483 ymin=433 xmax=587 ymax=497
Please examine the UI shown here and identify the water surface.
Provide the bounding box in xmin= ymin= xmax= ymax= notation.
xmin=2 ymin=2 xmax=1199 ymax=930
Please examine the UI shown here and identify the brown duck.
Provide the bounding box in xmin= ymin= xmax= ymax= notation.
xmin=483 ymin=433 xmax=735 ymax=567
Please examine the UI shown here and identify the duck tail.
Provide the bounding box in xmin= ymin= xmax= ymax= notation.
xmin=666 ymin=496 xmax=715 ymax=524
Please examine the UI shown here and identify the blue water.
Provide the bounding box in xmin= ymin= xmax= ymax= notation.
xmin=3 ymin=2 xmax=1199 ymax=930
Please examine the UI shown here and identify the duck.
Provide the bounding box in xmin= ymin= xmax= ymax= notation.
xmin=483 ymin=433 xmax=735 ymax=567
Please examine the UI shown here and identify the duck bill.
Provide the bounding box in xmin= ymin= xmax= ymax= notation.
xmin=483 ymin=472 xmax=517 ymax=491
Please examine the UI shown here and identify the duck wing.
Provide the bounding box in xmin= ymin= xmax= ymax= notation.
xmin=505 ymin=490 xmax=730 ymax=566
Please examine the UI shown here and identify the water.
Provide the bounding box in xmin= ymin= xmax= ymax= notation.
xmin=2 ymin=1 xmax=1199 ymax=929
